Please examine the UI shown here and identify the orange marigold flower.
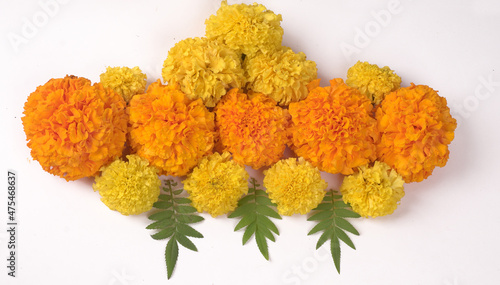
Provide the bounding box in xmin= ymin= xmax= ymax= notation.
xmin=128 ymin=80 xmax=215 ymax=176
xmin=215 ymin=88 xmax=289 ymax=169
xmin=22 ymin=75 xmax=128 ymax=181
xmin=288 ymin=79 xmax=379 ymax=175
xmin=376 ymin=83 xmax=457 ymax=183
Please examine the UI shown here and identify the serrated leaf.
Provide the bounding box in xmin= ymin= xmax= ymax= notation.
xmin=313 ymin=203 xmax=334 ymax=211
xmin=153 ymin=201 xmax=173 ymax=209
xmin=255 ymin=195 xmax=274 ymax=206
xmin=308 ymin=219 xmax=332 ymax=236
xmin=147 ymin=219 xmax=175 ymax=230
xmin=234 ymin=212 xmax=257 ymax=231
xmin=173 ymin=189 xmax=183 ymax=195
xmin=331 ymin=234 xmax=341 ymax=274
xmin=165 ymin=237 xmax=178 ymax=279
xmin=316 ymin=227 xmax=333 ymax=249
xmin=148 ymin=210 xmax=174 ymax=221
xmin=335 ymin=208 xmax=361 ymax=218
xmin=254 ymin=189 xmax=267 ymax=197
xmin=335 ymin=217 xmax=359 ymax=235
xmin=334 ymin=200 xmax=349 ymax=208
xmin=151 ymin=227 xmax=175 ymax=240
xmin=176 ymin=223 xmax=203 ymax=238
xmin=255 ymin=231 xmax=269 ymax=260
xmin=176 ymin=233 xmax=198 ymax=252
xmin=158 ymin=194 xmax=172 ymax=201
xmin=174 ymin=197 xmax=191 ymax=204
xmin=335 ymin=228 xmax=355 ymax=250
xmin=175 ymin=205 xmax=197 ymax=214
xmin=308 ymin=209 xmax=334 ymax=221
xmin=256 ymin=221 xmax=275 ymax=242
xmin=176 ymin=214 xmax=204 ymax=224
xmin=255 ymin=204 xmax=281 ymax=219
xmin=237 ymin=195 xmax=255 ymax=206
xmin=228 ymin=203 xmax=255 ymax=219
xmin=242 ymin=222 xmax=257 ymax=245
xmin=256 ymin=215 xmax=279 ymax=235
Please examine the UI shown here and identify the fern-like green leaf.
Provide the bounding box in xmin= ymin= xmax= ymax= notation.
xmin=147 ymin=179 xmax=204 ymax=279
xmin=307 ymin=189 xmax=360 ymax=274
xmin=229 ymin=177 xmax=281 ymax=260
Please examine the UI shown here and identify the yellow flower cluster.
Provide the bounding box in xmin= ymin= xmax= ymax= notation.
xmin=263 ymin=157 xmax=327 ymax=216
xmin=340 ymin=161 xmax=405 ymax=218
xmin=205 ymin=0 xmax=283 ymax=57
xmin=244 ymin=47 xmax=318 ymax=106
xmin=93 ymin=155 xmax=161 ymax=216
xmin=162 ymin=37 xmax=245 ymax=107
xmin=128 ymin=80 xmax=215 ymax=176
xmin=100 ymin=66 xmax=147 ymax=103
xmin=346 ymin=61 xmax=401 ymax=105
xmin=183 ymin=152 xmax=249 ymax=217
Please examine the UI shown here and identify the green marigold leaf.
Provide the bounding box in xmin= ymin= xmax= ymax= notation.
xmin=165 ymin=237 xmax=178 ymax=279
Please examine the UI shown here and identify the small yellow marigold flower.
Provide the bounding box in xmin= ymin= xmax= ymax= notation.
xmin=376 ymin=83 xmax=457 ymax=183
xmin=128 ymin=80 xmax=215 ymax=176
xmin=244 ymin=47 xmax=318 ymax=106
xmin=162 ymin=37 xmax=245 ymax=107
xmin=205 ymin=0 xmax=283 ymax=57
xmin=340 ymin=161 xmax=405 ymax=218
xmin=93 ymin=155 xmax=161 ymax=216
xmin=263 ymin=157 xmax=327 ymax=216
xmin=346 ymin=61 xmax=401 ymax=105
xmin=183 ymin=152 xmax=249 ymax=217
xmin=100 ymin=66 xmax=147 ymax=103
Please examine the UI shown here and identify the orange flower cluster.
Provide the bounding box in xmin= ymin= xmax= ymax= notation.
xmin=376 ymin=83 xmax=457 ymax=183
xmin=215 ymin=89 xmax=289 ymax=169
xmin=22 ymin=75 xmax=128 ymax=181
xmin=288 ymin=79 xmax=378 ymax=175
xmin=128 ymin=80 xmax=215 ymax=176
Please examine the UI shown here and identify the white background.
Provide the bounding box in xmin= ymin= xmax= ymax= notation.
xmin=1 ymin=0 xmax=500 ymax=284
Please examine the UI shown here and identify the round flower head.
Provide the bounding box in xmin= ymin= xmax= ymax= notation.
xmin=263 ymin=157 xmax=327 ymax=216
xmin=288 ymin=79 xmax=379 ymax=175
xmin=22 ymin=75 xmax=128 ymax=181
xmin=93 ymin=155 xmax=161 ymax=215
xmin=161 ymin=37 xmax=245 ymax=107
xmin=346 ymin=61 xmax=401 ymax=105
xmin=183 ymin=152 xmax=249 ymax=217
xmin=376 ymin=83 xmax=457 ymax=183
xmin=215 ymin=88 xmax=289 ymax=169
xmin=100 ymin=66 xmax=147 ymax=103
xmin=340 ymin=161 xmax=405 ymax=218
xmin=205 ymin=0 xmax=283 ymax=57
xmin=244 ymin=47 xmax=318 ymax=106
xmin=128 ymin=80 xmax=215 ymax=176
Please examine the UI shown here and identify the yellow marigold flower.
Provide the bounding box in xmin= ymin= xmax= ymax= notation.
xmin=22 ymin=75 xmax=127 ymax=181
xmin=376 ymin=83 xmax=457 ymax=183
xmin=263 ymin=157 xmax=327 ymax=216
xmin=288 ymin=79 xmax=379 ymax=175
xmin=128 ymin=80 xmax=215 ymax=176
xmin=346 ymin=61 xmax=401 ymax=105
xmin=215 ymin=88 xmax=289 ymax=169
xmin=340 ymin=161 xmax=405 ymax=218
xmin=161 ymin=37 xmax=245 ymax=107
xmin=205 ymin=0 xmax=283 ymax=57
xmin=100 ymin=66 xmax=147 ymax=103
xmin=93 ymin=155 xmax=161 ymax=216
xmin=244 ymin=47 xmax=318 ymax=106
xmin=183 ymin=152 xmax=249 ymax=217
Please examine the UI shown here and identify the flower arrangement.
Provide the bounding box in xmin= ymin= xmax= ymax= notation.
xmin=21 ymin=0 xmax=457 ymax=280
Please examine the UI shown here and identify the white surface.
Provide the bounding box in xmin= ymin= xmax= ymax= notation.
xmin=1 ymin=0 xmax=500 ymax=284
